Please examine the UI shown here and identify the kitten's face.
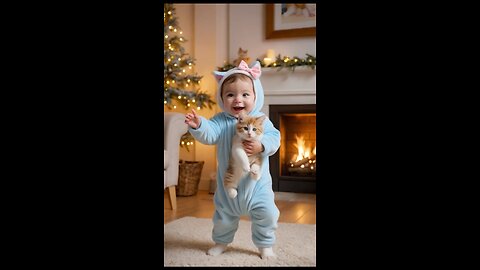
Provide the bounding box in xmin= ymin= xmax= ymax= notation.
xmin=236 ymin=114 xmax=266 ymax=141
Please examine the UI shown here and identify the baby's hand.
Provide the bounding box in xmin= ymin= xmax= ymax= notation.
xmin=242 ymin=140 xmax=263 ymax=156
xmin=185 ymin=109 xmax=201 ymax=129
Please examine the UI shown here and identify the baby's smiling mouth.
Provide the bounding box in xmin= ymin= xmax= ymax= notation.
xmin=233 ymin=106 xmax=244 ymax=112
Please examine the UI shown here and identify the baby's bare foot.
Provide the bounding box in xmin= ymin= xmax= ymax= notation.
xmin=207 ymin=243 xmax=227 ymax=256
xmin=259 ymin=247 xmax=276 ymax=259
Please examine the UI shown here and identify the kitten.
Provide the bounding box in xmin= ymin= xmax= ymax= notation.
xmin=233 ymin=47 xmax=251 ymax=66
xmin=224 ymin=113 xmax=266 ymax=199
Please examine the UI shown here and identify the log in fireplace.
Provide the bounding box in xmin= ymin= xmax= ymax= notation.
xmin=269 ymin=104 xmax=317 ymax=193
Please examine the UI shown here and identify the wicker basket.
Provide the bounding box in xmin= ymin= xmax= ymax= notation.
xmin=176 ymin=160 xmax=204 ymax=196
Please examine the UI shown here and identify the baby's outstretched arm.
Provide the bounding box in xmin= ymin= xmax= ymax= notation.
xmin=184 ymin=109 xmax=201 ymax=129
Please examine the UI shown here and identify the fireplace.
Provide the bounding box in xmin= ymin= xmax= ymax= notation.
xmin=258 ymin=66 xmax=316 ymax=193
xmin=269 ymin=104 xmax=316 ymax=193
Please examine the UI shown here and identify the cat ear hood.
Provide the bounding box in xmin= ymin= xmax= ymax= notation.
xmin=213 ymin=60 xmax=265 ymax=116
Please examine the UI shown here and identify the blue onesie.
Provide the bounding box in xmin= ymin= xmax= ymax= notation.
xmin=188 ymin=61 xmax=281 ymax=248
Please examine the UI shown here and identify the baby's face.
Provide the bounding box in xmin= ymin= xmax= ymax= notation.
xmin=221 ymin=79 xmax=255 ymax=118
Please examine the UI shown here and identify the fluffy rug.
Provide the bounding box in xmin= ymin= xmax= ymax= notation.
xmin=164 ymin=216 xmax=316 ymax=266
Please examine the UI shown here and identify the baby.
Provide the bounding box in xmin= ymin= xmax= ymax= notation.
xmin=184 ymin=60 xmax=281 ymax=259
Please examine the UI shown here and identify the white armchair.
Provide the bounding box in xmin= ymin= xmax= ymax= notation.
xmin=164 ymin=112 xmax=188 ymax=210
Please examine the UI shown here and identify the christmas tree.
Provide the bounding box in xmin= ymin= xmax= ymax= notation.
xmin=164 ymin=4 xmax=215 ymax=151
xmin=164 ymin=3 xmax=216 ymax=111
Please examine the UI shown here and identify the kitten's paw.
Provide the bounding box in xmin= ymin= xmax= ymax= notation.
xmin=250 ymin=164 xmax=261 ymax=180
xmin=250 ymin=164 xmax=260 ymax=174
xmin=251 ymin=172 xmax=261 ymax=180
xmin=227 ymin=188 xmax=237 ymax=199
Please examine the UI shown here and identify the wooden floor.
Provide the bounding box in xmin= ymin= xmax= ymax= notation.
xmin=164 ymin=190 xmax=316 ymax=225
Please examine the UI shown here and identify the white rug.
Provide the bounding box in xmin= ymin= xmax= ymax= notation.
xmin=164 ymin=216 xmax=316 ymax=266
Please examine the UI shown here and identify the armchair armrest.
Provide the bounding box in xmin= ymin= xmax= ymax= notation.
xmin=164 ymin=112 xmax=188 ymax=188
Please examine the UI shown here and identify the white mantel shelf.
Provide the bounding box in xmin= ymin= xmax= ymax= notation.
xmin=261 ymin=66 xmax=316 ymax=95
xmin=260 ymin=66 xmax=316 ymax=117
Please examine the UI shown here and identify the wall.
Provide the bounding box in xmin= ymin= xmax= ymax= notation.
xmin=169 ymin=4 xmax=316 ymax=191
xmin=228 ymin=4 xmax=316 ymax=67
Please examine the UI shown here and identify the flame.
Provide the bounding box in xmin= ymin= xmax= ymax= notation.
xmin=292 ymin=134 xmax=315 ymax=162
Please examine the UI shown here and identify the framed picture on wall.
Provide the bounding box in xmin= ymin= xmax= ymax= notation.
xmin=266 ymin=3 xmax=316 ymax=39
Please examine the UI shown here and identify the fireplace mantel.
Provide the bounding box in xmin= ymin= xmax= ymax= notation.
xmin=260 ymin=67 xmax=316 ymax=117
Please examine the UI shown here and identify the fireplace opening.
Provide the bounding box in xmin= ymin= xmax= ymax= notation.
xmin=270 ymin=104 xmax=317 ymax=193
xmin=282 ymin=114 xmax=316 ymax=177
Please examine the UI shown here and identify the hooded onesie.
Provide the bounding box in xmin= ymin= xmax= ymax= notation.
xmin=188 ymin=61 xmax=281 ymax=248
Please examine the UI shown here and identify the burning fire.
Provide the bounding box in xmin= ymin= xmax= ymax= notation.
xmin=292 ymin=134 xmax=316 ymax=162
xmin=288 ymin=134 xmax=316 ymax=174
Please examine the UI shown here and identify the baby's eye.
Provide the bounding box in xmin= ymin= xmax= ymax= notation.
xmin=252 ymin=128 xmax=256 ymax=131
xmin=243 ymin=93 xmax=249 ymax=97
xmin=243 ymin=127 xmax=248 ymax=131
xmin=227 ymin=94 xmax=233 ymax=97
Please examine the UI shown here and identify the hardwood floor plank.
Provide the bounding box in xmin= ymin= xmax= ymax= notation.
xmin=296 ymin=208 xmax=317 ymax=224
xmin=164 ymin=190 xmax=316 ymax=225
xmin=277 ymin=203 xmax=314 ymax=223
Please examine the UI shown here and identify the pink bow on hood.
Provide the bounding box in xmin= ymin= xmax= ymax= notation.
xmin=237 ymin=60 xmax=261 ymax=79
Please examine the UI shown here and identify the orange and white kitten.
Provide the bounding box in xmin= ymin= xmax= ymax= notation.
xmin=224 ymin=112 xmax=266 ymax=199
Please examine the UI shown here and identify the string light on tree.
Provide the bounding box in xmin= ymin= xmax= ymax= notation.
xmin=164 ymin=3 xmax=216 ymax=151
xmin=164 ymin=3 xmax=216 ymax=111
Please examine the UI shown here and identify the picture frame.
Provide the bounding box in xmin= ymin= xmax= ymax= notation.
xmin=266 ymin=3 xmax=316 ymax=39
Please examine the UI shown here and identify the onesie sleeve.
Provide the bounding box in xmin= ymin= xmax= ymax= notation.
xmin=260 ymin=118 xmax=281 ymax=157
xmin=188 ymin=115 xmax=222 ymax=145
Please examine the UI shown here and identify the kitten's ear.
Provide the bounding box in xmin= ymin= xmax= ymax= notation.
xmin=256 ymin=115 xmax=267 ymax=124
xmin=213 ymin=71 xmax=226 ymax=83
xmin=237 ymin=111 xmax=244 ymax=122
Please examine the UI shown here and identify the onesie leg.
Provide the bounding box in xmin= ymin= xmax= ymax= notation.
xmin=249 ymin=195 xmax=280 ymax=249
xmin=211 ymin=208 xmax=240 ymax=247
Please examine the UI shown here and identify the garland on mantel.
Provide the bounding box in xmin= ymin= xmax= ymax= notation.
xmin=217 ymin=54 xmax=316 ymax=72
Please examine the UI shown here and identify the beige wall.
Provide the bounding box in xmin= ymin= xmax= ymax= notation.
xmin=168 ymin=4 xmax=316 ymax=190
xmin=228 ymin=4 xmax=316 ymax=63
